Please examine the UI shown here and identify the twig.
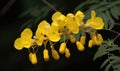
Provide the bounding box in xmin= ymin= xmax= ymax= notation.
xmin=0 ymin=0 xmax=16 ymax=16
xmin=102 ymin=29 xmax=120 ymax=42
xmin=42 ymin=0 xmax=58 ymax=12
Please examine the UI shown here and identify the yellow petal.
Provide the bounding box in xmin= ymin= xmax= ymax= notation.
xmin=14 ymin=38 xmax=23 ymax=50
xmin=75 ymin=10 xmax=84 ymax=26
xmin=91 ymin=10 xmax=96 ymax=20
xmin=37 ymin=20 xmax=50 ymax=35
xmin=91 ymin=17 xmax=104 ymax=30
xmin=52 ymin=11 xmax=63 ymax=21
xmin=65 ymin=13 xmax=79 ymax=34
xmin=35 ymin=28 xmax=44 ymax=46
xmin=85 ymin=17 xmax=104 ymax=30
xmin=47 ymin=25 xmax=60 ymax=42
xmin=52 ymin=12 xmax=66 ymax=31
xmin=21 ymin=38 xmax=33 ymax=48
xmin=21 ymin=28 xmax=33 ymax=39
xmin=36 ymin=38 xmax=44 ymax=46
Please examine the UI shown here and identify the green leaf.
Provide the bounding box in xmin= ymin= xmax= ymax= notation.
xmin=105 ymin=10 xmax=115 ymax=30
xmin=18 ymin=9 xmax=32 ymax=18
xmin=100 ymin=58 xmax=109 ymax=69
xmin=95 ymin=6 xmax=107 ymax=12
xmin=107 ymin=47 xmax=120 ymax=52
xmin=105 ymin=64 xmax=111 ymax=71
xmin=110 ymin=56 xmax=120 ymax=65
xmin=59 ymin=36 xmax=69 ymax=43
xmin=114 ymin=64 xmax=120 ymax=71
xmin=88 ymin=1 xmax=109 ymax=12
xmin=74 ymin=1 xmax=98 ymax=12
xmin=110 ymin=6 xmax=119 ymax=20
xmin=104 ymin=10 xmax=110 ymax=29
xmin=117 ymin=6 xmax=120 ymax=16
xmin=93 ymin=44 xmax=108 ymax=60
xmin=73 ymin=32 xmax=81 ymax=41
xmin=108 ymin=21 xmax=115 ymax=30
xmin=29 ymin=6 xmax=51 ymax=18
xmin=109 ymin=56 xmax=120 ymax=60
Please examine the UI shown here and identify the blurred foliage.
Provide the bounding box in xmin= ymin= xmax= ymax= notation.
xmin=74 ymin=0 xmax=120 ymax=71
xmin=18 ymin=0 xmax=61 ymax=30
xmin=74 ymin=0 xmax=120 ymax=30
xmin=94 ymin=40 xmax=120 ymax=71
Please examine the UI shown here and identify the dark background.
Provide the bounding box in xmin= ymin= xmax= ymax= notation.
xmin=0 ymin=0 xmax=119 ymax=71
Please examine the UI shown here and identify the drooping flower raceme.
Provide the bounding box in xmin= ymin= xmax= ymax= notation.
xmin=14 ymin=10 xmax=104 ymax=64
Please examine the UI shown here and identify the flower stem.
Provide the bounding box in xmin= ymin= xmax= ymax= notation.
xmin=102 ymin=29 xmax=120 ymax=42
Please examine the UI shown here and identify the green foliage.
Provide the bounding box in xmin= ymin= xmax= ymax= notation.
xmin=18 ymin=0 xmax=58 ymax=30
xmin=94 ymin=39 xmax=120 ymax=71
xmin=74 ymin=0 xmax=120 ymax=71
xmin=19 ymin=5 xmax=53 ymax=30
xmin=74 ymin=0 xmax=120 ymax=30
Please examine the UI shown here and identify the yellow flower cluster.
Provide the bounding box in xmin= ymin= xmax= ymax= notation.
xmin=14 ymin=10 xmax=104 ymax=64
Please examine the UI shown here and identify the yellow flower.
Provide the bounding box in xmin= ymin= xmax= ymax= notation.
xmin=47 ymin=24 xmax=60 ymax=42
xmin=65 ymin=47 xmax=70 ymax=58
xmin=51 ymin=48 xmax=60 ymax=60
xmin=36 ymin=20 xmax=50 ymax=46
xmin=76 ymin=41 xmax=85 ymax=51
xmin=97 ymin=33 xmax=103 ymax=43
xmin=35 ymin=29 xmax=44 ymax=46
xmin=91 ymin=34 xmax=98 ymax=45
xmin=69 ymin=34 xmax=76 ymax=43
xmin=59 ymin=42 xmax=66 ymax=54
xmin=29 ymin=53 xmax=37 ymax=64
xmin=75 ymin=10 xmax=84 ymax=26
xmin=65 ymin=13 xmax=79 ymax=34
xmin=43 ymin=49 xmax=49 ymax=61
xmin=84 ymin=10 xmax=104 ymax=30
xmin=52 ymin=12 xmax=66 ymax=31
xmin=14 ymin=28 xmax=33 ymax=50
xmin=37 ymin=20 xmax=50 ymax=34
xmin=36 ymin=20 xmax=60 ymax=42
xmin=90 ymin=33 xmax=103 ymax=46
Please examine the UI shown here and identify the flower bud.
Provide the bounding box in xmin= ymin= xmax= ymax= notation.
xmin=51 ymin=48 xmax=60 ymax=60
xmin=97 ymin=33 xmax=103 ymax=43
xmin=80 ymin=35 xmax=86 ymax=45
xmin=69 ymin=34 xmax=76 ymax=43
xmin=88 ymin=39 xmax=93 ymax=48
xmin=29 ymin=53 xmax=37 ymax=64
xmin=76 ymin=41 xmax=85 ymax=51
xmin=65 ymin=48 xmax=70 ymax=58
xmin=43 ymin=49 xmax=49 ymax=61
xmin=59 ymin=42 xmax=66 ymax=54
